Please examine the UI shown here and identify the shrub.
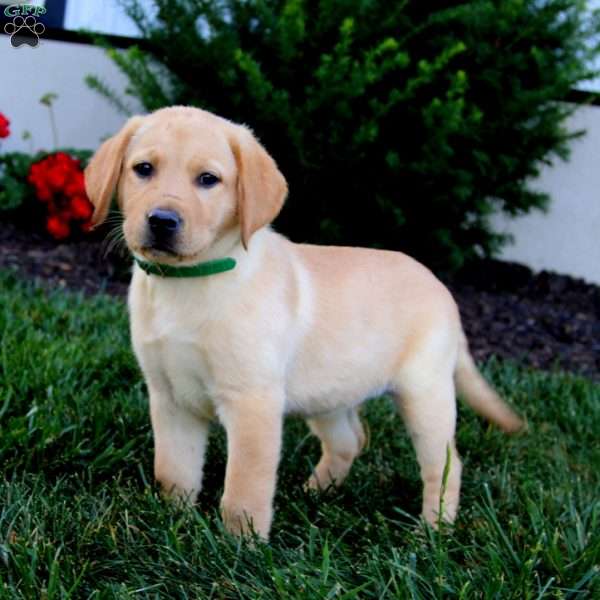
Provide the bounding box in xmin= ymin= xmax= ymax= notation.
xmin=91 ymin=0 xmax=600 ymax=269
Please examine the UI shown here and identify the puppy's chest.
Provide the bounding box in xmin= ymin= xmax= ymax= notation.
xmin=134 ymin=305 xmax=221 ymax=419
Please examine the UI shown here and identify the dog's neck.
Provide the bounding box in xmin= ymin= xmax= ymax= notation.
xmin=133 ymin=227 xmax=271 ymax=283
xmin=134 ymin=256 xmax=237 ymax=278
xmin=199 ymin=227 xmax=245 ymax=263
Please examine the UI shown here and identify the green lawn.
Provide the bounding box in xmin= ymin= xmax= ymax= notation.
xmin=0 ymin=269 xmax=598 ymax=599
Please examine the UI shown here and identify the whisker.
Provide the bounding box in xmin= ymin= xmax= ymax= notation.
xmin=101 ymin=222 xmax=129 ymax=259
xmin=102 ymin=215 xmax=125 ymax=226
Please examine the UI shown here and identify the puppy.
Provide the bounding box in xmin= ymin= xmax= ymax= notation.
xmin=85 ymin=106 xmax=523 ymax=539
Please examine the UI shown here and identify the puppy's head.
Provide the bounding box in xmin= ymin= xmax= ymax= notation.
xmin=85 ymin=106 xmax=287 ymax=265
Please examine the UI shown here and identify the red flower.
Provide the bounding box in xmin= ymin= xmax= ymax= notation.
xmin=46 ymin=167 xmax=68 ymax=191
xmin=64 ymin=171 xmax=86 ymax=197
xmin=27 ymin=151 xmax=93 ymax=240
xmin=46 ymin=215 xmax=71 ymax=240
xmin=37 ymin=186 xmax=53 ymax=202
xmin=0 ymin=112 xmax=9 ymax=138
xmin=70 ymin=195 xmax=93 ymax=220
xmin=28 ymin=165 xmax=53 ymax=202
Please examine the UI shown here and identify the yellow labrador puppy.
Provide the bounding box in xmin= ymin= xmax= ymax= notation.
xmin=85 ymin=106 xmax=523 ymax=539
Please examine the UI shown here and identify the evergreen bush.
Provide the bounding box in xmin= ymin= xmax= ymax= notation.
xmin=90 ymin=0 xmax=600 ymax=269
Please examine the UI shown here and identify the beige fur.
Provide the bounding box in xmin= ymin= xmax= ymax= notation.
xmin=85 ymin=106 xmax=523 ymax=540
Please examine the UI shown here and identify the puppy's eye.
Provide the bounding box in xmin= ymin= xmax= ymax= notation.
xmin=196 ymin=172 xmax=220 ymax=188
xmin=133 ymin=162 xmax=154 ymax=178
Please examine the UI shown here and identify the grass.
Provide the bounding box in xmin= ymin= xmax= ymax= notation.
xmin=0 ymin=268 xmax=598 ymax=599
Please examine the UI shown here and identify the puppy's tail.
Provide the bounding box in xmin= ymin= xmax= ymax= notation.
xmin=455 ymin=333 xmax=524 ymax=433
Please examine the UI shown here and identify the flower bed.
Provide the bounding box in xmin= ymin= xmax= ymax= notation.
xmin=0 ymin=110 xmax=94 ymax=241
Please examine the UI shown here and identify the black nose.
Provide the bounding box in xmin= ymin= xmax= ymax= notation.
xmin=147 ymin=209 xmax=182 ymax=236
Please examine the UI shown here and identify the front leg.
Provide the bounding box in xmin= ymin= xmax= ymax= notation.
xmin=217 ymin=391 xmax=283 ymax=540
xmin=149 ymin=383 xmax=210 ymax=503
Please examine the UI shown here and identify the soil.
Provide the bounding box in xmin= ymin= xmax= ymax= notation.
xmin=445 ymin=262 xmax=599 ymax=381
xmin=1 ymin=219 xmax=598 ymax=381
xmin=0 ymin=220 xmax=129 ymax=297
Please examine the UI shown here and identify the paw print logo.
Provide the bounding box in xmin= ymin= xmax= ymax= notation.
xmin=4 ymin=15 xmax=45 ymax=48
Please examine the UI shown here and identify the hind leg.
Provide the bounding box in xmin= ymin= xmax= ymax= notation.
xmin=305 ymin=407 xmax=366 ymax=491
xmin=393 ymin=368 xmax=462 ymax=526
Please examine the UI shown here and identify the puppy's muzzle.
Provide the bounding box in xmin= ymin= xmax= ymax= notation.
xmin=146 ymin=208 xmax=182 ymax=252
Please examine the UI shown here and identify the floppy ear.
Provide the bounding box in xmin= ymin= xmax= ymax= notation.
xmin=84 ymin=116 xmax=144 ymax=227
xmin=230 ymin=126 xmax=288 ymax=249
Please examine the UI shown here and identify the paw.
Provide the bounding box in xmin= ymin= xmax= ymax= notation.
xmin=421 ymin=495 xmax=458 ymax=529
xmin=220 ymin=498 xmax=271 ymax=540
xmin=304 ymin=460 xmax=349 ymax=493
xmin=156 ymin=477 xmax=198 ymax=506
xmin=304 ymin=474 xmax=325 ymax=493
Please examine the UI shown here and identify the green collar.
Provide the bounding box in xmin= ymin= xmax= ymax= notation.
xmin=135 ymin=256 xmax=236 ymax=278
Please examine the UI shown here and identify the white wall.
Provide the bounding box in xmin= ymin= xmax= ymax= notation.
xmin=493 ymin=105 xmax=600 ymax=284
xmin=63 ymin=0 xmax=154 ymax=38
xmin=0 ymin=36 xmax=139 ymax=153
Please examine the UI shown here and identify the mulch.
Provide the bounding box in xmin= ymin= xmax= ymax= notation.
xmin=0 ymin=220 xmax=129 ymax=297
xmin=445 ymin=262 xmax=599 ymax=381
xmin=1 ymin=219 xmax=598 ymax=381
